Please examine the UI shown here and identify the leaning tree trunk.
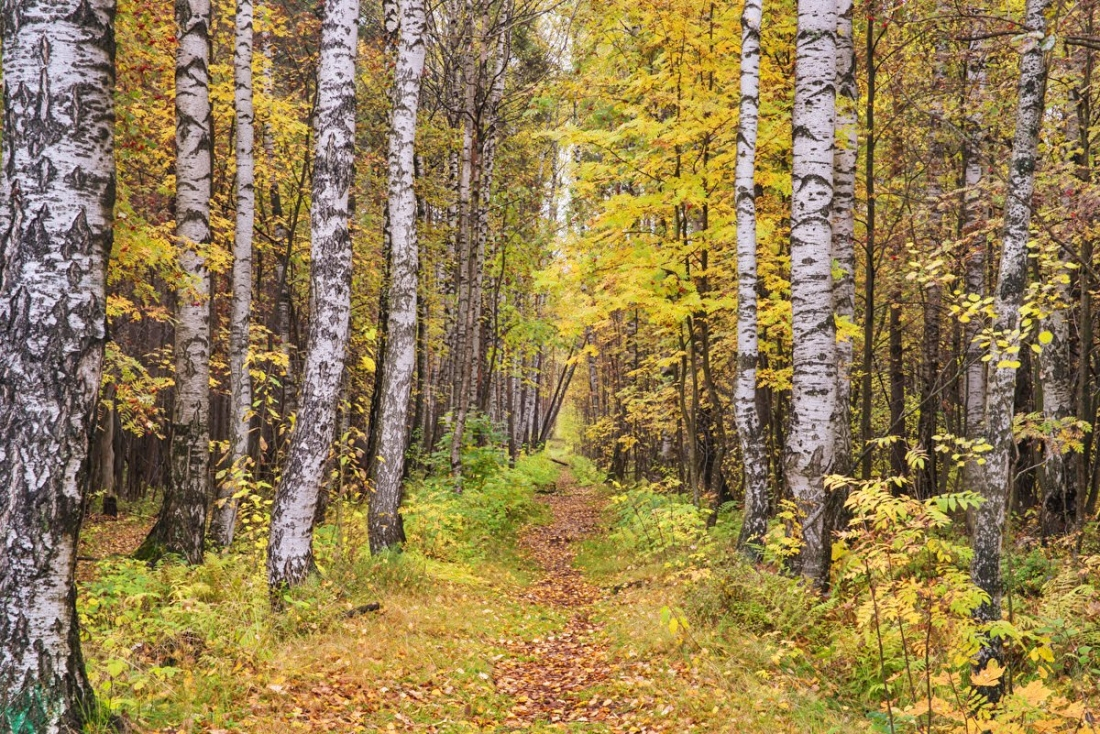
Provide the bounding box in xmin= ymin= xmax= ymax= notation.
xmin=211 ymin=0 xmax=257 ymax=548
xmin=969 ymin=0 xmax=1050 ymax=699
xmin=785 ymin=0 xmax=837 ymax=587
xmin=0 ymin=0 xmax=115 ymax=726
xmin=369 ymin=0 xmax=428 ymax=554
xmin=733 ymin=0 xmax=769 ymax=557
xmin=267 ymin=0 xmax=359 ymax=590
xmin=137 ymin=0 xmax=214 ymax=565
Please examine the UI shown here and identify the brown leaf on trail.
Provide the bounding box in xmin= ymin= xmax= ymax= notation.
xmin=492 ymin=473 xmax=667 ymax=733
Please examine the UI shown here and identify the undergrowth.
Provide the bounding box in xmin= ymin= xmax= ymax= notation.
xmin=78 ymin=447 xmax=555 ymax=730
xmin=578 ymin=459 xmax=1100 ymax=734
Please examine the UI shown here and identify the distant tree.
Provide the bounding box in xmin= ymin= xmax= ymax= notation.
xmin=0 ymin=0 xmax=116 ymax=727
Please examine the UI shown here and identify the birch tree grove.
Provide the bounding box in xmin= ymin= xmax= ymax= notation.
xmin=786 ymin=0 xmax=837 ymax=586
xmin=267 ymin=0 xmax=359 ymax=590
xmin=0 ymin=0 xmax=115 ymax=726
xmin=369 ymin=0 xmax=429 ymax=554
xmin=968 ymin=0 xmax=1052 ymax=685
xmin=137 ymin=0 xmax=214 ymax=564
xmin=734 ymin=0 xmax=769 ymax=555
xmin=10 ymin=0 xmax=1100 ymax=725
xmin=211 ymin=0 xmax=258 ymax=549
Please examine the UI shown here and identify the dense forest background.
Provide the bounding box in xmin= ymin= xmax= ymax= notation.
xmin=3 ymin=0 xmax=1100 ymax=729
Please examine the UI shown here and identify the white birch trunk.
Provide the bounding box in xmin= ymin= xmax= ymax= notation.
xmin=369 ymin=0 xmax=428 ymax=553
xmin=785 ymin=0 xmax=837 ymax=586
xmin=139 ymin=0 xmax=214 ymax=564
xmin=0 ymin=0 xmax=115 ymax=726
xmin=969 ymin=0 xmax=1050 ymax=690
xmin=268 ymin=0 xmax=359 ymax=589
xmin=733 ymin=0 xmax=770 ymax=555
xmin=830 ymin=0 xmax=856 ymax=477
xmin=212 ymin=0 xmax=257 ymax=548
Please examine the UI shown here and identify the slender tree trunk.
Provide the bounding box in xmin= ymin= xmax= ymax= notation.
xmin=267 ymin=0 xmax=359 ymax=590
xmin=888 ymin=295 xmax=907 ymax=478
xmin=212 ymin=0 xmax=257 ymax=548
xmin=0 ymin=0 xmax=115 ymax=725
xmin=138 ymin=0 xmax=214 ymax=564
xmin=733 ymin=0 xmax=769 ymax=555
xmin=858 ymin=0 xmax=877 ymax=480
xmin=1038 ymin=294 xmax=1074 ymax=536
xmin=826 ymin=0 xmax=857 ymax=541
xmin=369 ymin=0 xmax=428 ymax=554
xmin=786 ymin=0 xmax=837 ymax=586
xmin=960 ymin=26 xmax=988 ymax=451
xmin=969 ymin=0 xmax=1050 ymax=698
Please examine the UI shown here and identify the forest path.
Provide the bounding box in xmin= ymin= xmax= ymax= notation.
xmin=491 ymin=472 xmax=659 ymax=730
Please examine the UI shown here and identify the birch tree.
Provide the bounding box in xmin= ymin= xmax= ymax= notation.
xmin=268 ymin=0 xmax=359 ymax=589
xmin=785 ymin=0 xmax=836 ymax=586
xmin=369 ymin=0 xmax=429 ymax=553
xmin=0 ymin=0 xmax=116 ymax=726
xmin=211 ymin=0 xmax=258 ymax=548
xmin=969 ymin=0 xmax=1051 ymax=691
xmin=138 ymin=0 xmax=214 ymax=564
xmin=733 ymin=0 xmax=769 ymax=555
xmin=830 ymin=0 xmax=856 ymax=478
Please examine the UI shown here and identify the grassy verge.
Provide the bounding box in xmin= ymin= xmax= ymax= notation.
xmin=78 ymin=451 xmax=559 ymax=731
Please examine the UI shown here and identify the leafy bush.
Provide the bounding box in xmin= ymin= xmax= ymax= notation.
xmin=684 ymin=551 xmax=836 ymax=647
xmin=569 ymin=453 xmax=607 ymax=487
xmin=607 ymin=484 xmax=709 ymax=556
xmin=402 ymin=451 xmax=552 ymax=562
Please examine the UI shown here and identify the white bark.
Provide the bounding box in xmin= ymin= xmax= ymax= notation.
xmin=267 ymin=0 xmax=359 ymax=589
xmin=733 ymin=0 xmax=769 ymax=555
xmin=140 ymin=0 xmax=213 ymax=564
xmin=212 ymin=0 xmax=257 ymax=548
xmin=830 ymin=0 xmax=856 ymax=477
xmin=0 ymin=0 xmax=115 ymax=726
xmin=785 ymin=0 xmax=837 ymax=586
xmin=969 ymin=0 xmax=1050 ymax=648
xmin=370 ymin=0 xmax=428 ymax=553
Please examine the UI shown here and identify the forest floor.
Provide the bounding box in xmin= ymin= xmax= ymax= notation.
xmin=80 ymin=465 xmax=867 ymax=733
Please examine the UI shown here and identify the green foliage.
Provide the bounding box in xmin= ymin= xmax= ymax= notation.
xmin=402 ymin=451 xmax=554 ymax=562
xmin=684 ymin=550 xmax=836 ymax=648
xmin=606 ymin=482 xmax=710 ymax=557
xmin=569 ymin=453 xmax=607 ymax=487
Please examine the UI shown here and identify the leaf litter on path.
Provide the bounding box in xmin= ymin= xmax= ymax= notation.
xmin=492 ymin=474 xmax=673 ymax=732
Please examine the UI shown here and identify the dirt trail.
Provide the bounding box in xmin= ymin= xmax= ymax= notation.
xmin=492 ymin=473 xmax=666 ymax=732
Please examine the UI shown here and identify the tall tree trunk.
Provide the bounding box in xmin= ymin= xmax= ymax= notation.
xmin=212 ymin=0 xmax=257 ymax=548
xmin=138 ymin=0 xmax=214 ymax=564
xmin=786 ymin=0 xmax=837 ymax=586
xmin=916 ymin=15 xmax=949 ymax=499
xmin=369 ymin=0 xmax=428 ymax=554
xmin=858 ymin=0 xmax=878 ymax=480
xmin=733 ymin=0 xmax=769 ymax=555
xmin=969 ymin=0 xmax=1050 ymax=698
xmin=960 ymin=27 xmax=988 ymax=490
xmin=267 ymin=0 xmax=359 ymax=590
xmin=0 ymin=0 xmax=115 ymax=725
xmin=826 ymin=0 xmax=857 ymax=540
